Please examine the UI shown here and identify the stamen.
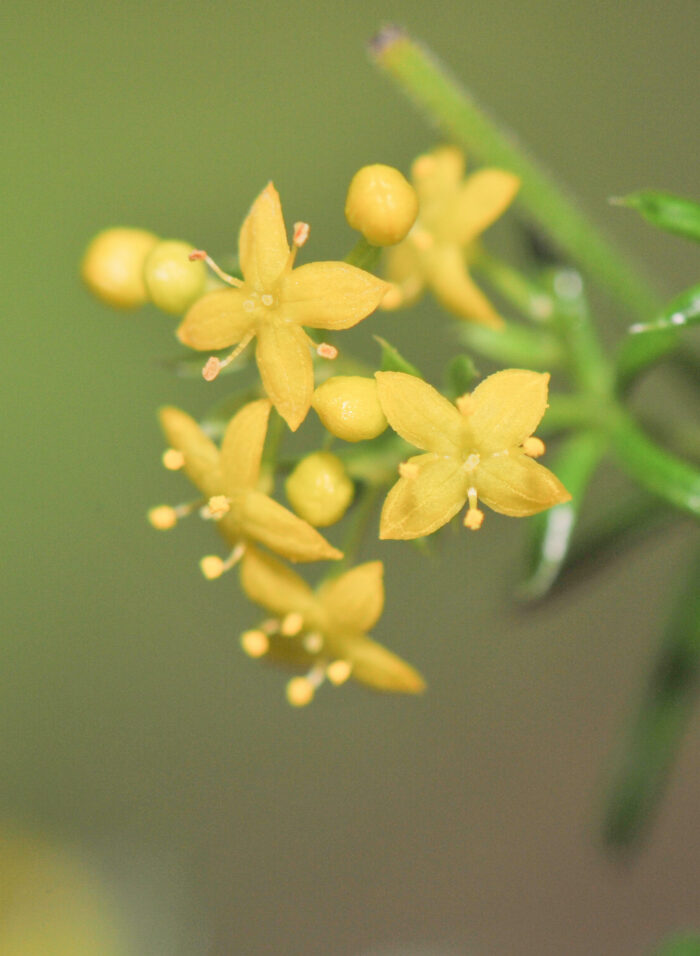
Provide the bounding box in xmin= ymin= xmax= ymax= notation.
xmin=200 ymin=495 xmax=231 ymax=520
xmin=523 ymin=436 xmax=546 ymax=458
xmin=317 ymin=343 xmax=338 ymax=360
xmin=326 ymin=660 xmax=352 ymax=686
xmin=456 ymin=394 xmax=475 ymax=417
xmin=240 ymin=629 xmax=270 ymax=658
xmin=199 ymin=543 xmax=246 ymax=580
xmin=162 ymin=448 xmax=185 ymax=471
xmin=189 ymin=249 xmax=244 ymax=288
xmin=202 ymin=331 xmax=254 ymax=381
xmin=464 ymin=486 xmax=484 ymax=530
xmin=412 ymin=155 xmax=437 ymax=179
xmin=399 ymin=461 xmax=420 ymax=479
xmin=464 ymin=452 xmax=480 ymax=473
xmin=281 ymin=611 xmax=304 ymax=637
xmin=293 ymin=221 xmax=310 ymax=247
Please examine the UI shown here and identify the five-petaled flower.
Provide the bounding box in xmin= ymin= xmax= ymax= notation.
xmin=177 ymin=183 xmax=388 ymax=430
xmin=382 ymin=145 xmax=520 ymax=328
xmin=375 ymin=369 xmax=571 ymax=538
xmin=151 ymin=399 xmax=342 ymax=573
xmin=239 ymin=546 xmax=425 ymax=705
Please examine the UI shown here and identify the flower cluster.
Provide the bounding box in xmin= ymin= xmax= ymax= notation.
xmin=83 ymin=149 xmax=570 ymax=705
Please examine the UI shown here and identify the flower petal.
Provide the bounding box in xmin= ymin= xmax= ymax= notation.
xmin=379 ymin=455 xmax=467 ymax=540
xmin=375 ymin=371 xmax=466 ymax=455
xmin=281 ymin=262 xmax=387 ymax=330
xmin=238 ymin=182 xmax=290 ymax=291
xmin=411 ymin=145 xmax=465 ymax=203
xmin=449 ymin=169 xmax=520 ymax=244
xmin=332 ymin=633 xmax=426 ymax=694
xmin=425 ymin=244 xmax=503 ymax=328
xmin=159 ymin=406 xmax=222 ymax=497
xmin=255 ymin=321 xmax=314 ymax=431
xmin=220 ymin=399 xmax=271 ymax=493
xmin=469 ymin=370 xmax=550 ymax=451
xmin=238 ymin=489 xmax=342 ymax=562
xmin=239 ymin=545 xmax=317 ymax=620
xmin=477 ymin=451 xmax=571 ymax=516
xmin=382 ymin=240 xmax=426 ymax=309
xmin=317 ymin=561 xmax=384 ymax=635
xmin=177 ymin=288 xmax=254 ymax=351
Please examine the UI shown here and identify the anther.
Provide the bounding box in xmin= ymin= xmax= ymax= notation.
xmin=523 ymin=436 xmax=546 ymax=458
xmin=317 ymin=343 xmax=338 ymax=360
xmin=293 ymin=221 xmax=310 ymax=247
xmin=456 ymin=394 xmax=475 ymax=417
xmin=202 ymin=357 xmax=221 ymax=381
xmin=240 ymin=629 xmax=270 ymax=658
xmin=200 ymin=495 xmax=231 ymax=520
xmin=464 ymin=486 xmax=484 ymax=530
xmin=303 ymin=632 xmax=324 ymax=654
xmin=147 ymin=505 xmax=178 ymax=530
xmin=326 ymin=660 xmax=352 ymax=686
xmin=199 ymin=543 xmax=245 ymax=580
xmin=162 ymin=448 xmax=185 ymax=471
xmin=286 ymin=676 xmax=315 ymax=708
xmin=281 ymin=611 xmax=304 ymax=637
xmin=188 ymin=249 xmax=244 ymax=288
xmin=399 ymin=461 xmax=420 ymax=479
xmin=202 ymin=331 xmax=255 ymax=382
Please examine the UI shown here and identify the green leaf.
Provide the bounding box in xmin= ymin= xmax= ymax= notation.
xmin=627 ymin=283 xmax=700 ymax=335
xmin=609 ymin=410 xmax=700 ymax=520
xmin=612 ymin=190 xmax=700 ymax=243
xmin=603 ymin=545 xmax=700 ymax=848
xmin=518 ymin=430 xmax=606 ymax=601
xmin=653 ymin=935 xmax=700 ymax=956
xmin=374 ymin=335 xmax=422 ymax=377
xmin=445 ymin=354 xmax=479 ymax=398
xmin=458 ymin=321 xmax=564 ymax=369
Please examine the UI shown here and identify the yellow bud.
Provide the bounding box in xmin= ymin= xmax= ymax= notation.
xmin=143 ymin=240 xmax=207 ymax=315
xmin=81 ymin=227 xmax=159 ymax=308
xmin=285 ymin=452 xmax=354 ymax=528
xmin=312 ymin=376 xmax=387 ymax=442
xmin=345 ymin=164 xmax=418 ymax=246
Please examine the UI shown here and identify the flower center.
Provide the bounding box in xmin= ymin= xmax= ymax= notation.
xmin=463 ymin=452 xmax=480 ymax=473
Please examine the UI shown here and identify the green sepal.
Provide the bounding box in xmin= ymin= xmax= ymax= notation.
xmin=612 ymin=190 xmax=700 ymax=243
xmin=444 ymin=353 xmax=479 ymax=398
xmin=603 ymin=544 xmax=700 ymax=848
xmin=518 ymin=430 xmax=606 ymax=601
xmin=374 ymin=335 xmax=422 ymax=377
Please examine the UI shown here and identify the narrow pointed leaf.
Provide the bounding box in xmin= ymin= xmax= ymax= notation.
xmin=374 ymin=335 xmax=422 ymax=377
xmin=612 ymin=190 xmax=700 ymax=243
xmin=627 ymin=284 xmax=700 ymax=336
xmin=445 ymin=353 xmax=479 ymax=398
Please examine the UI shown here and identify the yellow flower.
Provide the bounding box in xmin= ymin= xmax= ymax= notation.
xmin=151 ymin=399 xmax=342 ymax=571
xmin=382 ymin=146 xmax=520 ymax=328
xmin=177 ymin=183 xmax=388 ymax=430
xmin=375 ymin=369 xmax=571 ymax=538
xmin=239 ymin=546 xmax=425 ymax=704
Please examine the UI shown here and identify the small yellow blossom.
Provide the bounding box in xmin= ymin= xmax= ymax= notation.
xmin=155 ymin=399 xmax=342 ymax=565
xmin=375 ymin=369 xmax=571 ymax=538
xmin=239 ymin=546 xmax=425 ymax=701
xmin=177 ymin=183 xmax=388 ymax=430
xmin=382 ymin=146 xmax=520 ymax=327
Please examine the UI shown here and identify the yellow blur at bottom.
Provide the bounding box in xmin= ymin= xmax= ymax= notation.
xmin=0 ymin=827 xmax=129 ymax=956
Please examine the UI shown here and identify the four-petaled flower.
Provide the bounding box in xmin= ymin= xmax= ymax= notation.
xmin=177 ymin=183 xmax=388 ymax=430
xmin=157 ymin=398 xmax=342 ymax=567
xmin=239 ymin=545 xmax=425 ymax=703
xmin=375 ymin=369 xmax=571 ymax=538
xmin=382 ymin=145 xmax=520 ymax=327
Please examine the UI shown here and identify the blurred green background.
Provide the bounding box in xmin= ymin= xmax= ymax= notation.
xmin=2 ymin=1 xmax=699 ymax=952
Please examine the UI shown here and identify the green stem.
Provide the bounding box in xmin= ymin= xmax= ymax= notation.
xmin=336 ymin=484 xmax=381 ymax=572
xmin=371 ymin=29 xmax=660 ymax=322
xmin=345 ymin=237 xmax=381 ymax=272
xmin=472 ymin=251 xmax=555 ymax=324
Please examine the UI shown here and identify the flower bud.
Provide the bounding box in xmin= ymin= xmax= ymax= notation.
xmin=285 ymin=452 xmax=354 ymax=527
xmin=143 ymin=240 xmax=207 ymax=315
xmin=81 ymin=227 xmax=159 ymax=308
xmin=312 ymin=376 xmax=387 ymax=442
xmin=345 ymin=164 xmax=418 ymax=246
